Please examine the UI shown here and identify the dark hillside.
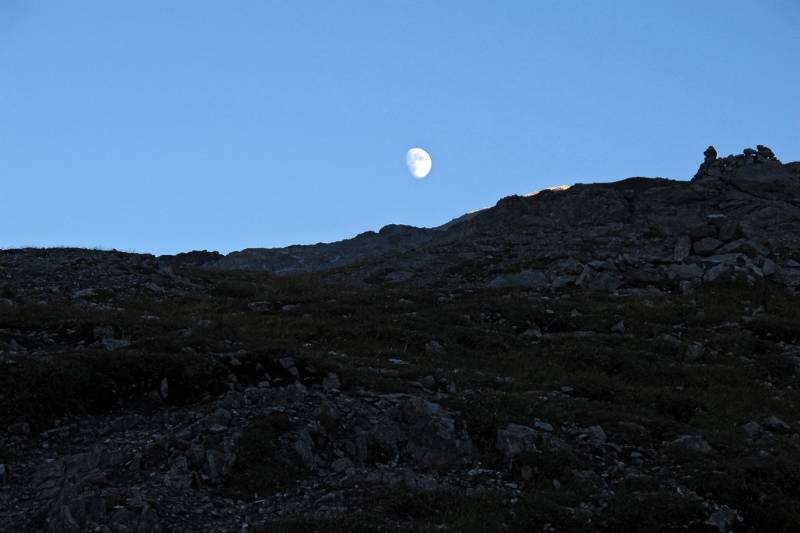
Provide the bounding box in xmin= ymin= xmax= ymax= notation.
xmin=1 ymin=146 xmax=799 ymax=532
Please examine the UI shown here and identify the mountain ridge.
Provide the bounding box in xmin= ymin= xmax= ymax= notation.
xmin=176 ymin=145 xmax=800 ymax=292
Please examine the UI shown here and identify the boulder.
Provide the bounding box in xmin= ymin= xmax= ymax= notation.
xmin=496 ymin=423 xmax=565 ymax=460
xmin=718 ymin=238 xmax=769 ymax=256
xmin=705 ymin=508 xmax=739 ymax=531
xmin=739 ymin=421 xmax=762 ymax=439
xmin=761 ymin=258 xmax=778 ymax=277
xmin=763 ymin=416 xmax=790 ymax=432
xmin=666 ymin=263 xmax=704 ymax=280
xmin=673 ymin=236 xmax=692 ymax=261
xmin=496 ymin=424 xmax=539 ymax=459
xmin=668 ymin=434 xmax=713 ymax=454
xmin=396 ymin=396 xmax=473 ymax=468
xmin=693 ymin=237 xmax=723 ymax=256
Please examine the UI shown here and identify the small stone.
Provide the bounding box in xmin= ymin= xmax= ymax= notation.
xmin=0 ymin=464 xmax=6 ymax=483
xmin=763 ymin=416 xmax=790 ymax=432
xmin=673 ymin=235 xmax=692 ymax=261
xmin=761 ymin=258 xmax=778 ymax=277
xmin=72 ymin=288 xmax=97 ymax=299
xmin=686 ymin=342 xmax=705 ymax=360
xmin=611 ymin=321 xmax=625 ymax=334
xmin=705 ymin=508 xmax=739 ymax=531
xmin=278 ymin=356 xmax=300 ymax=378
xmin=279 ymin=356 xmax=297 ymax=371
xmin=521 ymin=327 xmax=542 ymax=338
xmin=247 ymin=301 xmax=274 ymax=312
xmin=425 ymin=340 xmax=444 ymax=354
xmin=159 ymin=377 xmax=169 ymax=400
xmin=739 ymin=421 xmax=762 ymax=439
xmin=586 ymin=425 xmax=607 ymax=444
xmin=322 ymin=373 xmax=341 ymax=391
xmin=100 ymin=337 xmax=131 ymax=351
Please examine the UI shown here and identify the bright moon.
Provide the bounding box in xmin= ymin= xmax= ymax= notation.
xmin=406 ymin=147 xmax=432 ymax=179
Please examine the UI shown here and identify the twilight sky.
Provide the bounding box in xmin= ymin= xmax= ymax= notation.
xmin=1 ymin=1 xmax=798 ymax=255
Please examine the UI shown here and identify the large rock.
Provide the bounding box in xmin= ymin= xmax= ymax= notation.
xmin=496 ymin=423 xmax=565 ymax=460
xmin=693 ymin=237 xmax=723 ymax=256
xmin=348 ymin=395 xmax=473 ymax=469
xmin=668 ymin=434 xmax=713 ymax=454
xmin=496 ymin=424 xmax=539 ymax=459
xmin=666 ymin=263 xmax=705 ymax=280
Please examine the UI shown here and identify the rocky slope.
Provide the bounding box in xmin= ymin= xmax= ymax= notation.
xmin=1 ymin=145 xmax=800 ymax=532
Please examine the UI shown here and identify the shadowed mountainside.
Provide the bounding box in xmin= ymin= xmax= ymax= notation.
xmin=2 ymin=145 xmax=800 ymax=532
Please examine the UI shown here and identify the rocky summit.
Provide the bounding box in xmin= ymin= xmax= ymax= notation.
xmin=2 ymin=146 xmax=800 ymax=532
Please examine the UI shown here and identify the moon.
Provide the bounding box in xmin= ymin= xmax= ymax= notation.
xmin=406 ymin=147 xmax=432 ymax=179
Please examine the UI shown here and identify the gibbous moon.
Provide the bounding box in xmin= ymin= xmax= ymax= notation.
xmin=406 ymin=147 xmax=432 ymax=179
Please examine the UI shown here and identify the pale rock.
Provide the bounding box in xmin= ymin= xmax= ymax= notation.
xmin=705 ymin=508 xmax=739 ymax=531
xmin=669 ymin=434 xmax=713 ymax=454
xmin=159 ymin=377 xmax=169 ymax=400
xmin=739 ymin=421 xmax=762 ymax=439
xmin=763 ymin=416 xmax=790 ymax=432
xmin=673 ymin=236 xmax=692 ymax=261
xmin=761 ymin=258 xmax=778 ymax=277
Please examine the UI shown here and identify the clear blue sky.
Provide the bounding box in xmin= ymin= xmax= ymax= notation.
xmin=1 ymin=1 xmax=798 ymax=255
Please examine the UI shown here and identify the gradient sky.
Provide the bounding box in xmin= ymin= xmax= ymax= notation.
xmin=1 ymin=1 xmax=799 ymax=255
